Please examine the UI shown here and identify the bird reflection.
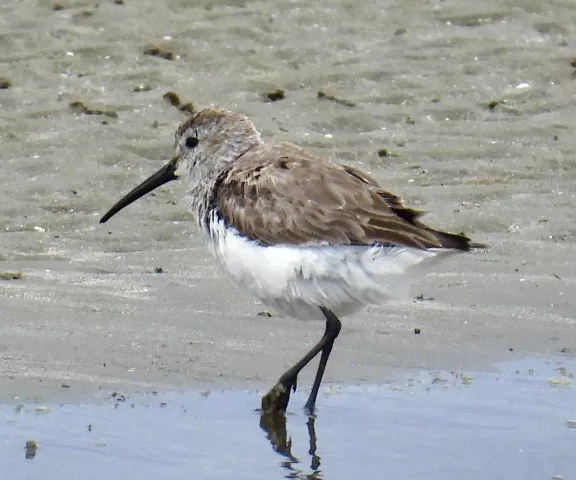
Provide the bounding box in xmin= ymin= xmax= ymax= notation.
xmin=260 ymin=412 xmax=322 ymax=479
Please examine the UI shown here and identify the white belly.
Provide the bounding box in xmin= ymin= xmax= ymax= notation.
xmin=205 ymin=216 xmax=455 ymax=320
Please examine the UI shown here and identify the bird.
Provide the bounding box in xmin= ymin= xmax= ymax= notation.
xmin=100 ymin=107 xmax=482 ymax=416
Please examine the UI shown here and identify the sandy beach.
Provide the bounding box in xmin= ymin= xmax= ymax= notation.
xmin=1 ymin=0 xmax=575 ymax=404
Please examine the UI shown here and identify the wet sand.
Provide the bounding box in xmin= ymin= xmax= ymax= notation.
xmin=0 ymin=0 xmax=574 ymax=414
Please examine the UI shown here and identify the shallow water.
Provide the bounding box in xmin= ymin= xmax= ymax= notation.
xmin=3 ymin=357 xmax=574 ymax=480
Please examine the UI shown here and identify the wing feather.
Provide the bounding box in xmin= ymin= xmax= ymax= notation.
xmin=213 ymin=143 xmax=470 ymax=250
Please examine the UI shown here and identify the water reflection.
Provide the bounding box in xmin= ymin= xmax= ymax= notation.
xmin=0 ymin=356 xmax=573 ymax=479
xmin=260 ymin=413 xmax=322 ymax=479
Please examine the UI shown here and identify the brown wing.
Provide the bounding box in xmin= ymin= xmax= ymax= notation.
xmin=213 ymin=143 xmax=470 ymax=250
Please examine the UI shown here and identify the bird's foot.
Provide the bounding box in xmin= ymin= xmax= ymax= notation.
xmin=261 ymin=376 xmax=297 ymax=415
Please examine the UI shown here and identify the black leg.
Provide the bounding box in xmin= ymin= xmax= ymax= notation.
xmin=261 ymin=306 xmax=342 ymax=415
xmin=304 ymin=307 xmax=341 ymax=415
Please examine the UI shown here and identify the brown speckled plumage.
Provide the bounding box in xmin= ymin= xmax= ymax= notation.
xmin=212 ymin=142 xmax=471 ymax=250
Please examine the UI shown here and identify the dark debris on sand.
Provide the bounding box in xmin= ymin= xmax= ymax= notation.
xmin=0 ymin=77 xmax=12 ymax=89
xmin=0 ymin=271 xmax=23 ymax=280
xmin=69 ymin=101 xmax=118 ymax=118
xmin=163 ymin=91 xmax=195 ymax=114
xmin=262 ymin=89 xmax=286 ymax=102
xmin=144 ymin=45 xmax=174 ymax=61
xmin=317 ymin=90 xmax=356 ymax=107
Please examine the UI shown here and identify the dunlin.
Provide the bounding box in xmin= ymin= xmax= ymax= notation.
xmin=101 ymin=107 xmax=481 ymax=415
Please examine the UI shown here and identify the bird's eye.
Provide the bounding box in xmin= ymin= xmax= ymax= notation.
xmin=185 ymin=136 xmax=199 ymax=148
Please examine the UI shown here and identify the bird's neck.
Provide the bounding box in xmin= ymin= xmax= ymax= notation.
xmin=185 ymin=136 xmax=263 ymax=225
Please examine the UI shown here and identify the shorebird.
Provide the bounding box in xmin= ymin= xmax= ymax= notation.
xmin=100 ymin=107 xmax=481 ymax=415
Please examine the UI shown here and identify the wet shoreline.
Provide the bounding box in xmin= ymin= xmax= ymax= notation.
xmin=2 ymin=356 xmax=574 ymax=479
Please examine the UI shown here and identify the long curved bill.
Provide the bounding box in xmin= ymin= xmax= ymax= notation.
xmin=100 ymin=157 xmax=179 ymax=224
